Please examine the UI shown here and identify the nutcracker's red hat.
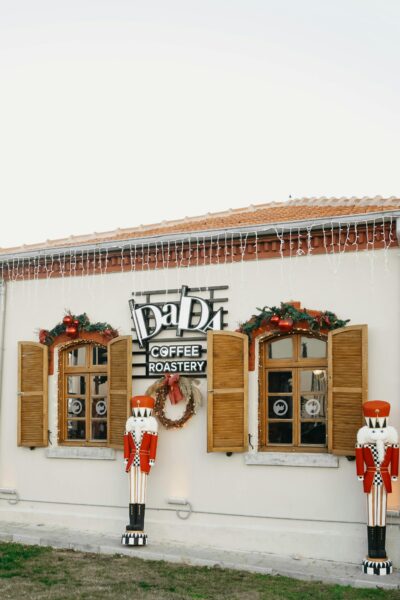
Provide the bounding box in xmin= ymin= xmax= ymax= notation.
xmin=131 ymin=395 xmax=155 ymax=410
xmin=362 ymin=400 xmax=390 ymax=418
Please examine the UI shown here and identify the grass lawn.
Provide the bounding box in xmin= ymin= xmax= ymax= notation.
xmin=0 ymin=542 xmax=399 ymax=600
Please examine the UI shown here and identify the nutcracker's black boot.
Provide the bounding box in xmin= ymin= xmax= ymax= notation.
xmin=127 ymin=503 xmax=140 ymax=531
xmin=376 ymin=526 xmax=387 ymax=559
xmin=367 ymin=526 xmax=379 ymax=558
xmin=136 ymin=504 xmax=146 ymax=531
xmin=122 ymin=503 xmax=148 ymax=546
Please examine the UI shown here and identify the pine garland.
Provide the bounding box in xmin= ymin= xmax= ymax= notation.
xmin=39 ymin=312 xmax=118 ymax=345
xmin=238 ymin=302 xmax=349 ymax=338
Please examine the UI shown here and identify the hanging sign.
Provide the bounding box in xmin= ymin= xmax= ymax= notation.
xmin=129 ymin=285 xmax=224 ymax=348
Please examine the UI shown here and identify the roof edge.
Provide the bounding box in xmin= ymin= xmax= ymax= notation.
xmin=0 ymin=209 xmax=399 ymax=262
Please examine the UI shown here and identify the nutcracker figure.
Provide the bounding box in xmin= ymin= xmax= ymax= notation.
xmin=121 ymin=395 xmax=158 ymax=546
xmin=356 ymin=400 xmax=399 ymax=575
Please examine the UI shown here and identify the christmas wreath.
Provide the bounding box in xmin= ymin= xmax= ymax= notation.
xmin=146 ymin=374 xmax=202 ymax=429
xmin=38 ymin=312 xmax=118 ymax=345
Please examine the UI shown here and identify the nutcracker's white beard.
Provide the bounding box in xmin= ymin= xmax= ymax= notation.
xmin=357 ymin=425 xmax=398 ymax=463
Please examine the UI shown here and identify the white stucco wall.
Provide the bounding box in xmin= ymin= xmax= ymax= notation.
xmin=0 ymin=247 xmax=398 ymax=564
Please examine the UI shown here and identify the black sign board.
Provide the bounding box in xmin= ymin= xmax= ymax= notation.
xmin=130 ymin=285 xmax=228 ymax=379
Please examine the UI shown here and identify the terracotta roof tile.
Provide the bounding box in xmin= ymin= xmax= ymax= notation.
xmin=1 ymin=196 xmax=399 ymax=255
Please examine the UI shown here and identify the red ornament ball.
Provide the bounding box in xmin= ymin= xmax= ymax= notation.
xmin=63 ymin=315 xmax=73 ymax=325
xmin=270 ymin=315 xmax=280 ymax=326
xmin=39 ymin=329 xmax=48 ymax=344
xmin=66 ymin=325 xmax=78 ymax=338
xmin=73 ymin=319 xmax=79 ymax=327
xmin=278 ymin=317 xmax=293 ymax=332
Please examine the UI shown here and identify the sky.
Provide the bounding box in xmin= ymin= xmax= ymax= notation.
xmin=0 ymin=1 xmax=399 ymax=248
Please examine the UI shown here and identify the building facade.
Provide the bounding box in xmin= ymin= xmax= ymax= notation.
xmin=0 ymin=197 xmax=399 ymax=565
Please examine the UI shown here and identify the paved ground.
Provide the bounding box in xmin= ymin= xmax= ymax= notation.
xmin=0 ymin=520 xmax=399 ymax=591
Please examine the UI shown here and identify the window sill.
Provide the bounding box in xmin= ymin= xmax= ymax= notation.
xmin=46 ymin=447 xmax=116 ymax=460
xmin=244 ymin=452 xmax=339 ymax=468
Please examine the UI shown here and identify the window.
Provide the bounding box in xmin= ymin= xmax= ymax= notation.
xmin=260 ymin=333 xmax=328 ymax=452
xmin=59 ymin=342 xmax=108 ymax=445
xmin=18 ymin=336 xmax=132 ymax=451
xmin=206 ymin=325 xmax=367 ymax=457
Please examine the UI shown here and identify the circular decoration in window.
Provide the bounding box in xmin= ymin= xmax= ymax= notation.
xmin=273 ymin=399 xmax=289 ymax=417
xmin=95 ymin=400 xmax=107 ymax=417
xmin=70 ymin=399 xmax=84 ymax=416
xmin=304 ymin=398 xmax=321 ymax=417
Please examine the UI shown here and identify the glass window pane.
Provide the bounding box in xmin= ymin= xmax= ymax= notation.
xmin=92 ymin=421 xmax=107 ymax=441
xmin=301 ymin=394 xmax=326 ymax=419
xmin=91 ymin=375 xmax=108 ymax=396
xmin=268 ymin=422 xmax=292 ymax=444
xmin=67 ymin=347 xmax=86 ymax=367
xmin=92 ymin=398 xmax=108 ymax=418
xmin=267 ymin=338 xmax=293 ymax=359
xmin=300 ymin=337 xmax=327 ymax=359
xmin=268 ymin=396 xmax=293 ymax=419
xmin=300 ymin=370 xmax=327 ymax=392
xmin=67 ymin=420 xmax=86 ymax=440
xmin=93 ymin=346 xmax=107 ymax=366
xmin=268 ymin=371 xmax=292 ymax=393
xmin=67 ymin=375 xmax=86 ymax=395
xmin=301 ymin=422 xmax=326 ymax=445
xmin=67 ymin=398 xmax=86 ymax=417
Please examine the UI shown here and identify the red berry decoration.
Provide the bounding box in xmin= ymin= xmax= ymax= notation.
xmin=270 ymin=315 xmax=280 ymax=326
xmin=73 ymin=319 xmax=79 ymax=327
xmin=63 ymin=315 xmax=73 ymax=326
xmin=278 ymin=317 xmax=293 ymax=332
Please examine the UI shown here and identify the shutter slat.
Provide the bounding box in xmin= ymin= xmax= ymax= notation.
xmin=328 ymin=325 xmax=367 ymax=456
xmin=108 ymin=336 xmax=132 ymax=449
xmin=18 ymin=342 xmax=48 ymax=447
xmin=207 ymin=331 xmax=248 ymax=453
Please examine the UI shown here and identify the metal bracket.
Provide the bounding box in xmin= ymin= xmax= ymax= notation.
xmin=167 ymin=497 xmax=193 ymax=520
xmin=0 ymin=488 xmax=20 ymax=505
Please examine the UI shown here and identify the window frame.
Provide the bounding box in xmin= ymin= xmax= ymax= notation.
xmin=259 ymin=331 xmax=328 ymax=453
xmin=58 ymin=340 xmax=109 ymax=447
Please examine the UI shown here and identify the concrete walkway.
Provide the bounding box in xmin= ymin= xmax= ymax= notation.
xmin=0 ymin=520 xmax=399 ymax=591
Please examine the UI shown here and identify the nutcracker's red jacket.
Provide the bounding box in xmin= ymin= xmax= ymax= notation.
xmin=356 ymin=445 xmax=399 ymax=493
xmin=124 ymin=431 xmax=158 ymax=474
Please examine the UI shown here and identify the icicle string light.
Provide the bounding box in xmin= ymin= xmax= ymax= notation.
xmin=0 ymin=215 xmax=398 ymax=283
xmin=296 ymin=227 xmax=304 ymax=256
xmin=306 ymin=225 xmax=313 ymax=256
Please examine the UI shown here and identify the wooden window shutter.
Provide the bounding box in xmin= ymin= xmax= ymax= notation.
xmin=108 ymin=336 xmax=132 ymax=449
xmin=18 ymin=342 xmax=48 ymax=447
xmin=328 ymin=325 xmax=368 ymax=456
xmin=207 ymin=331 xmax=248 ymax=453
